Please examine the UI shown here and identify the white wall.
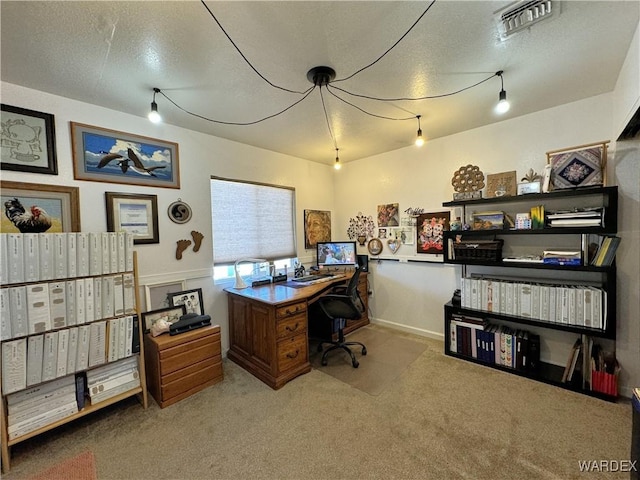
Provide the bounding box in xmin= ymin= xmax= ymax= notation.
xmin=0 ymin=82 xmax=336 ymax=354
xmin=335 ymin=91 xmax=639 ymax=396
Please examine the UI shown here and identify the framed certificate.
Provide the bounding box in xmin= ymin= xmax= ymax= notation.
xmin=105 ymin=192 xmax=159 ymax=244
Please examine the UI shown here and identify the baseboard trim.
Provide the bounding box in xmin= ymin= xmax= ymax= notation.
xmin=369 ymin=317 xmax=444 ymax=342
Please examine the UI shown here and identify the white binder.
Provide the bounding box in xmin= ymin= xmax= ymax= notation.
xmin=107 ymin=318 xmax=119 ymax=361
xmin=88 ymin=232 xmax=103 ymax=276
xmin=113 ymin=275 xmax=124 ymax=317
xmin=38 ymin=233 xmax=53 ymax=281
xmin=117 ymin=232 xmax=126 ymax=273
xmin=88 ymin=321 xmax=107 ymax=367
xmin=7 ymin=233 xmax=25 ymax=284
xmin=66 ymin=327 xmax=79 ymax=374
xmin=101 ymin=232 xmax=110 ymax=274
xmin=75 ymin=278 xmax=85 ymax=325
xmin=84 ymin=278 xmax=95 ymax=323
xmin=56 ymin=329 xmax=69 ymax=378
xmin=0 ymin=289 xmax=12 ymax=341
xmin=102 ymin=276 xmax=115 ymax=318
xmin=65 ymin=280 xmax=76 ymax=327
xmin=41 ymin=331 xmax=59 ymax=382
xmin=26 ymin=283 xmax=51 ymax=334
xmin=123 ymin=273 xmax=135 ymax=315
xmin=23 ymin=233 xmax=40 ymax=282
xmin=125 ymin=232 xmax=134 ymax=272
xmin=67 ymin=233 xmax=77 ymax=278
xmin=9 ymin=286 xmax=28 ymax=338
xmin=48 ymin=282 xmax=67 ymax=329
xmin=76 ymin=232 xmax=89 ymax=278
xmin=75 ymin=325 xmax=91 ymax=371
xmin=124 ymin=315 xmax=134 ymax=357
xmin=118 ymin=316 xmax=127 ymax=359
xmin=53 ymin=233 xmax=68 ymax=280
xmin=93 ymin=277 xmax=103 ymax=321
xmin=2 ymin=339 xmax=27 ymax=394
xmin=109 ymin=232 xmax=118 ymax=274
xmin=26 ymin=334 xmax=44 ymax=387
xmin=1 ymin=233 xmax=8 ymax=285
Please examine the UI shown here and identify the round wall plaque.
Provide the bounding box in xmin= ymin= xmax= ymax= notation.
xmin=367 ymin=238 xmax=383 ymax=256
xmin=167 ymin=200 xmax=192 ymax=224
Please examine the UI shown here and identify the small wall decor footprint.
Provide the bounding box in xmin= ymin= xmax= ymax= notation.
xmin=191 ymin=230 xmax=204 ymax=252
xmin=176 ymin=239 xmax=192 ymax=260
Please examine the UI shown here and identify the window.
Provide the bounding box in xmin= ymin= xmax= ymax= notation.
xmin=211 ymin=177 xmax=297 ymax=282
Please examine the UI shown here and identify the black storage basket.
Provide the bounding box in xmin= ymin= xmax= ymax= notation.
xmin=453 ymin=239 xmax=503 ymax=261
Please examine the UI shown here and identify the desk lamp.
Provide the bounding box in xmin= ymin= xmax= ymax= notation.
xmin=234 ymin=258 xmax=267 ymax=289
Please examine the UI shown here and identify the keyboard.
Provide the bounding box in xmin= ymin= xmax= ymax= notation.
xmin=292 ymin=274 xmax=331 ymax=283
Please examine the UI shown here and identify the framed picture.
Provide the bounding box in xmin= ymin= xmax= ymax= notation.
xmin=546 ymin=141 xmax=609 ymax=190
xmin=389 ymin=226 xmax=415 ymax=245
xmin=1 ymin=104 xmax=58 ymax=175
xmin=0 ymin=181 xmax=80 ymax=233
xmin=105 ymin=192 xmax=159 ymax=244
xmin=70 ymin=122 xmax=180 ymax=189
xmin=417 ymin=211 xmax=450 ymax=255
xmin=377 ymin=203 xmax=399 ymax=227
xmin=169 ymin=288 xmax=204 ymax=316
xmin=304 ymin=209 xmax=331 ymax=249
xmin=486 ymin=171 xmax=517 ymax=198
xmin=144 ymin=280 xmax=187 ymax=311
xmin=141 ymin=305 xmax=186 ymax=333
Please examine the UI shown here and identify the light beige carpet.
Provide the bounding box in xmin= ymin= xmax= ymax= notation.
xmin=27 ymin=450 xmax=96 ymax=480
xmin=309 ymin=326 xmax=427 ymax=395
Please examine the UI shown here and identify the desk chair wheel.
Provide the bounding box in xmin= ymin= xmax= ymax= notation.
xmin=362 ymin=346 xmax=367 ymax=355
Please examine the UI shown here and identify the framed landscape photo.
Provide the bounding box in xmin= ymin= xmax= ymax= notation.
xmin=105 ymin=192 xmax=159 ymax=244
xmin=141 ymin=305 xmax=186 ymax=333
xmin=70 ymin=122 xmax=180 ymax=189
xmin=1 ymin=104 xmax=58 ymax=175
xmin=0 ymin=181 xmax=80 ymax=233
xmin=169 ymin=288 xmax=204 ymax=316
xmin=144 ymin=280 xmax=187 ymax=311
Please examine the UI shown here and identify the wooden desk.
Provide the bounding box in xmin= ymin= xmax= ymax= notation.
xmin=225 ymin=272 xmax=368 ymax=389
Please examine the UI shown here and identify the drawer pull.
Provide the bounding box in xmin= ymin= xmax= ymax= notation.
xmin=285 ymin=322 xmax=299 ymax=332
xmin=285 ymin=307 xmax=299 ymax=315
xmin=286 ymin=349 xmax=300 ymax=359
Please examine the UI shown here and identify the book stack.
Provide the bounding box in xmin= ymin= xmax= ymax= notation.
xmin=542 ymin=250 xmax=581 ymax=266
xmin=449 ymin=315 xmax=540 ymax=372
xmin=86 ymin=356 xmax=140 ymax=405
xmin=5 ymin=374 xmax=79 ymax=440
xmin=592 ymin=236 xmax=621 ymax=267
xmin=546 ymin=208 xmax=603 ymax=228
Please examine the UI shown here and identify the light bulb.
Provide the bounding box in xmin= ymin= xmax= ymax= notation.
xmin=334 ymin=148 xmax=341 ymax=170
xmin=496 ymin=89 xmax=510 ymax=114
xmin=415 ymin=129 xmax=425 ymax=147
xmin=148 ymin=101 xmax=162 ymax=123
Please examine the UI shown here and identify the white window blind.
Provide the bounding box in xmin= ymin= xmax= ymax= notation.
xmin=211 ymin=177 xmax=296 ymax=264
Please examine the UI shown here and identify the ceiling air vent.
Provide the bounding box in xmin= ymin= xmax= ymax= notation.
xmin=497 ymin=0 xmax=554 ymax=39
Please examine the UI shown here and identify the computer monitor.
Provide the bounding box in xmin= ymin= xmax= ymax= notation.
xmin=316 ymin=241 xmax=357 ymax=267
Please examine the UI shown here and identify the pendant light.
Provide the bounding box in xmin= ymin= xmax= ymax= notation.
xmin=415 ymin=115 xmax=425 ymax=146
xmin=148 ymin=88 xmax=162 ymax=123
xmin=495 ymin=71 xmax=510 ymax=114
xmin=334 ymin=147 xmax=341 ymax=170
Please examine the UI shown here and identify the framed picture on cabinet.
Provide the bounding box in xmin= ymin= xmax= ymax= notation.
xmin=0 ymin=180 xmax=80 ymax=233
xmin=144 ymin=280 xmax=187 ymax=311
xmin=168 ymin=288 xmax=204 ymax=316
xmin=141 ymin=305 xmax=186 ymax=333
xmin=1 ymin=104 xmax=58 ymax=175
xmin=546 ymin=141 xmax=609 ymax=190
xmin=70 ymin=122 xmax=180 ymax=189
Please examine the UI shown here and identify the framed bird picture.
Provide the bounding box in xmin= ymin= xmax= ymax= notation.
xmin=0 ymin=181 xmax=81 ymax=233
xmin=70 ymin=122 xmax=180 ymax=189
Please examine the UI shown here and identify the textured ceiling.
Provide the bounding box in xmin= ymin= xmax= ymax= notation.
xmin=1 ymin=1 xmax=638 ymax=165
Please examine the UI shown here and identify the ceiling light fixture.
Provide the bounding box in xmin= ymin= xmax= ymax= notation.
xmin=495 ymin=70 xmax=510 ymax=114
xmin=149 ymin=1 xmax=513 ymax=165
xmin=415 ymin=115 xmax=425 ymax=146
xmin=148 ymin=87 xmax=162 ymax=123
xmin=334 ymin=148 xmax=341 ymax=170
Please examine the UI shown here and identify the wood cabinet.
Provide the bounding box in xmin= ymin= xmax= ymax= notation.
xmin=143 ymin=325 xmax=223 ymax=408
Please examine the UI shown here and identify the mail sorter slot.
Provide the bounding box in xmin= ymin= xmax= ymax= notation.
xmin=158 ymin=332 xmax=220 ymax=361
xmin=276 ymin=313 xmax=307 ymax=339
xmin=160 ymin=344 xmax=216 ymax=376
xmin=161 ymin=361 xmax=223 ymax=401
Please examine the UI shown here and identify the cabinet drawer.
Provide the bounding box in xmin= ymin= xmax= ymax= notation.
xmin=276 ymin=301 xmax=306 ymax=319
xmin=159 ymin=334 xmax=220 ymax=361
xmin=161 ymin=356 xmax=220 ymax=386
xmin=276 ymin=313 xmax=306 ymax=339
xmin=160 ymin=344 xmax=216 ymax=375
xmin=276 ymin=333 xmax=307 ymax=373
xmin=161 ymin=361 xmax=223 ymax=401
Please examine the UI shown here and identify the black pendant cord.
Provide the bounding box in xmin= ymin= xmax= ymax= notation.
xmin=200 ymin=0 xmax=308 ymax=95
xmin=319 ymin=86 xmax=337 ymax=148
xmin=156 ymin=86 xmax=316 ymax=126
xmin=330 ymin=72 xmax=500 ymax=102
xmin=333 ymin=0 xmax=437 ymax=84
xmin=326 ymin=85 xmax=415 ymax=121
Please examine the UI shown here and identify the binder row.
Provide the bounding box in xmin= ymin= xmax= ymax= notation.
xmin=461 ymin=276 xmax=607 ymax=330
xmin=5 ymin=356 xmax=140 ymax=440
xmin=0 ymin=232 xmax=135 ymax=286
xmin=1 ymin=273 xmax=136 ymax=341
xmin=1 ymin=316 xmax=139 ymax=395
xmin=449 ymin=314 xmax=541 ymax=371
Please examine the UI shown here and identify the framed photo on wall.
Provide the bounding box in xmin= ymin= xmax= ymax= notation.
xmin=1 ymin=104 xmax=58 ymax=175
xmin=304 ymin=209 xmax=331 ymax=249
xmin=70 ymin=122 xmax=180 ymax=189
xmin=105 ymin=192 xmax=159 ymax=244
xmin=0 ymin=180 xmax=80 ymax=233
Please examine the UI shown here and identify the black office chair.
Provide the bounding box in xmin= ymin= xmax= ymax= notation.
xmin=309 ymin=266 xmax=367 ymax=368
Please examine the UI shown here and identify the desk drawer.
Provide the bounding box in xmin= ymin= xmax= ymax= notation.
xmin=276 ymin=313 xmax=306 ymax=339
xmin=276 ymin=333 xmax=307 ymax=373
xmin=159 ymin=334 xmax=220 ymax=360
xmin=160 ymin=343 xmax=216 ymax=375
xmin=161 ymin=360 xmax=223 ymax=401
xmin=276 ymin=301 xmax=306 ymax=319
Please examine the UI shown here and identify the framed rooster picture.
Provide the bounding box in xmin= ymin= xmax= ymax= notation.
xmin=0 ymin=181 xmax=81 ymax=233
xmin=70 ymin=122 xmax=180 ymax=189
